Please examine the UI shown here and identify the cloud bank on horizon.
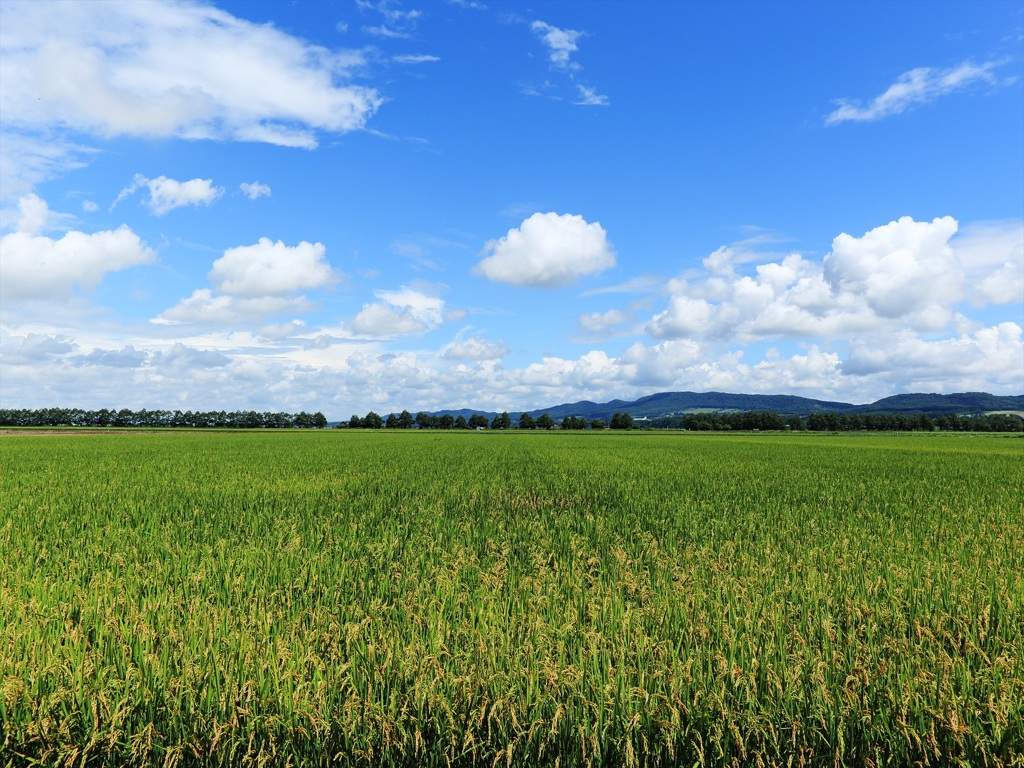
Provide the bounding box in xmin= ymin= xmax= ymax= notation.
xmin=1 ymin=0 xmax=1022 ymax=417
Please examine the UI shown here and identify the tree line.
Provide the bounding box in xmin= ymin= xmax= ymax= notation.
xmin=343 ymin=410 xmax=638 ymax=430
xmin=0 ymin=408 xmax=328 ymax=429
xmin=3 ymin=407 xmax=1018 ymax=432
xmin=647 ymin=410 xmax=1023 ymax=432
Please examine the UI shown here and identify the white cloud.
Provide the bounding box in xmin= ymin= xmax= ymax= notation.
xmin=0 ymin=193 xmax=77 ymax=235
xmin=527 ymin=19 xmax=607 ymax=107
xmin=977 ymin=262 xmax=1024 ymax=306
xmin=3 ymin=314 xmax=1021 ymax=416
xmin=0 ymin=131 xmax=94 ymax=202
xmin=349 ymin=287 xmax=445 ymax=337
xmin=358 ymin=0 xmax=422 ymax=40
xmin=73 ymin=346 xmax=148 ymax=368
xmin=952 ymin=220 xmax=1024 ymax=306
xmin=475 ymin=212 xmax=616 ymax=287
xmin=350 ymin=303 xmax=428 ymax=336
xmin=823 ymin=216 xmax=961 ymax=318
xmin=0 ymin=0 xmax=383 ymax=192
xmin=115 ymin=174 xmax=223 ymax=215
xmin=154 ymin=238 xmax=339 ymax=326
xmin=240 ymin=181 xmax=272 ymax=200
xmin=154 ymin=289 xmax=313 ymax=325
xmin=157 ymin=342 xmax=232 ymax=369
xmin=12 ymin=192 xmax=49 ymax=235
xmin=619 ymin=339 xmax=707 ymax=387
xmin=440 ymin=335 xmax=509 ymax=360
xmin=210 ymin=238 xmax=338 ymax=297
xmin=363 ymin=25 xmax=412 ymax=39
xmin=392 ymin=54 xmax=441 ymax=64
xmin=0 ymin=223 xmax=155 ymax=301
xmin=82 ymin=200 xmax=98 ymax=213
xmin=531 ymin=20 xmax=583 ymax=71
xmin=826 ymin=60 xmax=1006 ymax=125
xmin=1 ymin=332 xmax=77 ymax=362
xmin=843 ymin=323 xmax=1024 ymax=392
xmin=579 ymin=308 xmax=631 ymax=336
xmin=647 ymin=217 xmax=967 ymax=342
xmin=575 ymin=84 xmax=609 ymax=106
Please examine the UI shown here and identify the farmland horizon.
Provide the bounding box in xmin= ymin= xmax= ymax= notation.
xmin=3 ymin=389 xmax=1023 ymax=426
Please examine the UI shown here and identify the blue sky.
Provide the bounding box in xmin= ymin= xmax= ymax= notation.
xmin=1 ymin=0 xmax=1022 ymax=417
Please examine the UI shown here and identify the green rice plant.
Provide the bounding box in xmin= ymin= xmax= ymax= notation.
xmin=1 ymin=430 xmax=1022 ymax=766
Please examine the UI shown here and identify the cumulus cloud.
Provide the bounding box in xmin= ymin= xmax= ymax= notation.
xmin=350 ymin=304 xmax=427 ymax=336
xmin=823 ymin=216 xmax=961 ymax=318
xmin=12 ymin=192 xmax=49 ymax=234
xmin=0 ymin=193 xmax=77 ymax=235
xmin=157 ymin=342 xmax=231 ymax=369
xmin=440 ymin=335 xmax=509 ymax=360
xmin=3 ymin=316 xmax=1021 ymax=416
xmin=154 ymin=238 xmax=338 ymax=325
xmin=115 ymin=174 xmax=223 ymax=215
xmin=0 ymin=0 xmax=382 ymax=192
xmin=240 ymin=181 xmax=272 ymax=200
xmin=73 ymin=346 xmax=148 ymax=368
xmin=579 ymin=308 xmax=631 ymax=336
xmin=210 ymin=238 xmax=338 ymax=297
xmin=1 ymin=332 xmax=77 ymax=362
xmin=647 ymin=217 xmax=966 ymax=342
xmin=0 ymin=221 xmax=155 ymax=301
xmin=826 ymin=60 xmax=1006 ymax=125
xmin=977 ymin=262 xmax=1024 ymax=306
xmin=350 ymin=287 xmax=445 ymax=336
xmin=154 ymin=290 xmax=313 ymax=325
xmin=952 ymin=219 xmax=1024 ymax=306
xmin=843 ymin=323 xmax=1024 ymax=391
xmin=475 ymin=212 xmax=616 ymax=287
xmin=619 ymin=339 xmax=706 ymax=387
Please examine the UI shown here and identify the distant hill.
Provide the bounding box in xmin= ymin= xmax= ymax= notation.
xmin=432 ymin=391 xmax=1024 ymax=421
xmin=852 ymin=392 xmax=1024 ymax=415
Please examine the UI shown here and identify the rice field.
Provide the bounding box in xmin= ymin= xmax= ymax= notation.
xmin=2 ymin=430 xmax=1022 ymax=766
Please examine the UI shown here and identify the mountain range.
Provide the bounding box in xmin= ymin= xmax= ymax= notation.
xmin=435 ymin=391 xmax=1024 ymax=421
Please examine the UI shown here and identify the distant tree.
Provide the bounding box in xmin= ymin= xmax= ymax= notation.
xmin=518 ymin=412 xmax=535 ymax=430
xmin=416 ymin=411 xmax=435 ymax=429
xmin=786 ymin=414 xmax=805 ymax=431
xmin=348 ymin=414 xmax=363 ymax=428
xmin=536 ymin=413 xmax=555 ymax=430
xmin=610 ymin=412 xmax=634 ymax=430
xmin=589 ymin=418 xmax=607 ymax=430
xmin=398 ymin=410 xmax=414 ymax=429
xmin=455 ymin=415 xmax=469 ymax=429
xmin=468 ymin=414 xmax=489 ymax=429
xmin=438 ymin=413 xmax=455 ymax=429
xmin=364 ymin=411 xmax=383 ymax=429
xmin=385 ymin=413 xmax=399 ymax=428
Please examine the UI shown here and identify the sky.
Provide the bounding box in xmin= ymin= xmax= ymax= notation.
xmin=1 ymin=0 xmax=1022 ymax=418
